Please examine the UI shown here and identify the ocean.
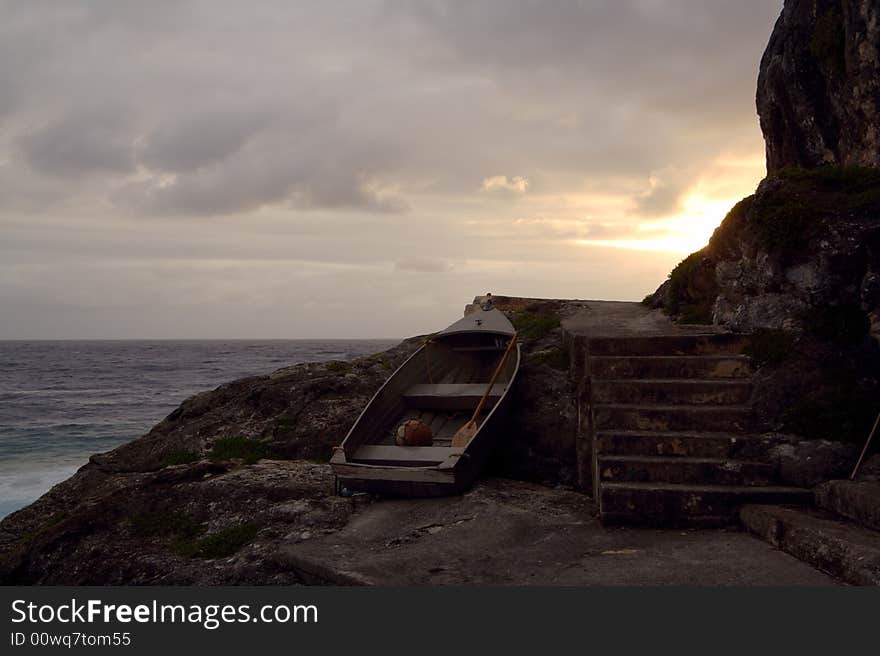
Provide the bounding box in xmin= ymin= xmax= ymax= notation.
xmin=0 ymin=339 xmax=399 ymax=520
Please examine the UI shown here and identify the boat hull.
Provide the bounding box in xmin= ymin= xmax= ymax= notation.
xmin=331 ymin=308 xmax=519 ymax=497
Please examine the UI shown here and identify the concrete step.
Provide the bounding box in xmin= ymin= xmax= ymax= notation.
xmin=595 ymin=430 xmax=776 ymax=459
xmin=599 ymin=482 xmax=812 ymax=527
xmin=598 ymin=455 xmax=775 ymax=486
xmin=815 ymin=480 xmax=880 ymax=531
xmin=740 ymin=504 xmax=880 ymax=585
xmin=595 ymin=403 xmax=753 ymax=433
xmin=590 ymin=355 xmax=751 ymax=380
xmin=587 ymin=333 xmax=748 ymax=356
xmin=592 ymin=378 xmax=752 ymax=405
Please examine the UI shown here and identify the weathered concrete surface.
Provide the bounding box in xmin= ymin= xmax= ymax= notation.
xmin=741 ymin=504 xmax=880 ymax=585
xmin=815 ymin=480 xmax=880 ymax=530
xmin=278 ymin=478 xmax=836 ymax=585
xmin=560 ymin=300 xmax=725 ymax=339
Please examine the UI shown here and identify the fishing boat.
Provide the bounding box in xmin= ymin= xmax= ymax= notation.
xmin=330 ymin=303 xmax=521 ymax=497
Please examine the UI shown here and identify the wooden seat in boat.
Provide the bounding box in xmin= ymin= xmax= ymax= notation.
xmin=402 ymin=383 xmax=506 ymax=410
xmin=351 ymin=445 xmax=453 ymax=466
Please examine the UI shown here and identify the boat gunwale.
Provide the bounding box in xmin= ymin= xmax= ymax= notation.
xmin=335 ymin=330 xmax=520 ymax=472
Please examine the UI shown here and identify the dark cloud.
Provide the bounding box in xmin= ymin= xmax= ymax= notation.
xmin=119 ymin=126 xmax=408 ymax=216
xmin=395 ymin=258 xmax=454 ymax=273
xmin=139 ymin=110 xmax=272 ymax=172
xmin=17 ymin=108 xmax=136 ymax=177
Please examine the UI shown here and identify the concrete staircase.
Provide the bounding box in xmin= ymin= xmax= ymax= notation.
xmin=584 ymin=333 xmax=811 ymax=526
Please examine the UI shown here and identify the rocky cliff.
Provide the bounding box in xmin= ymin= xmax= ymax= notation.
xmin=758 ymin=0 xmax=880 ymax=171
xmin=0 ymin=299 xmax=579 ymax=584
xmin=650 ymin=0 xmax=880 ymax=443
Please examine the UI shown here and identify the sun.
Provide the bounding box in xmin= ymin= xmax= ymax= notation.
xmin=577 ymin=193 xmax=738 ymax=254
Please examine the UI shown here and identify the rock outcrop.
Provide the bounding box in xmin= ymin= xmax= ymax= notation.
xmin=651 ymin=168 xmax=880 ymax=339
xmin=0 ymin=299 xmax=580 ymax=584
xmin=649 ymin=1 xmax=880 ymax=444
xmin=758 ymin=0 xmax=880 ymax=171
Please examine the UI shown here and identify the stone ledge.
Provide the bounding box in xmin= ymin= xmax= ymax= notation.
xmin=815 ymin=480 xmax=880 ymax=531
xmin=740 ymin=504 xmax=880 ymax=586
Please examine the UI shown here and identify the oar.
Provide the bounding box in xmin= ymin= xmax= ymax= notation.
xmin=851 ymin=410 xmax=880 ymax=480
xmin=451 ymin=332 xmax=518 ymax=448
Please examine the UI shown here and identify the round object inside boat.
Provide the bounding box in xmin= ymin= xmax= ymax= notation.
xmin=395 ymin=419 xmax=433 ymax=446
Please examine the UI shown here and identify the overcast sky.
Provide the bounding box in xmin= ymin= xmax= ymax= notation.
xmin=0 ymin=0 xmax=783 ymax=339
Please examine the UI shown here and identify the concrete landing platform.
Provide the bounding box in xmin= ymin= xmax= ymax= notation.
xmin=277 ymin=479 xmax=837 ymax=585
xmin=560 ymin=300 xmax=726 ymax=338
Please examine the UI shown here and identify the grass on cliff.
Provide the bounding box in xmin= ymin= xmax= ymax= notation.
xmin=172 ymin=523 xmax=260 ymax=560
xmin=663 ymin=252 xmax=714 ymax=324
xmin=747 ymin=167 xmax=880 ymax=257
xmin=528 ymin=347 xmax=568 ymax=371
xmin=208 ymin=436 xmax=267 ymax=465
xmin=130 ymin=510 xmax=202 ymax=540
xmin=130 ymin=509 xmax=260 ymax=559
xmin=324 ymin=360 xmax=352 ymax=374
xmin=162 ymin=448 xmax=200 ymax=467
xmin=511 ymin=311 xmax=561 ymax=339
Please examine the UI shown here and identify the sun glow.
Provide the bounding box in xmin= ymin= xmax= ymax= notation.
xmin=577 ymin=193 xmax=742 ymax=254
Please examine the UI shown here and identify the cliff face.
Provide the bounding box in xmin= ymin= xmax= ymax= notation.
xmin=656 ymin=0 xmax=880 ymax=339
xmin=650 ymin=0 xmax=880 ymax=442
xmin=758 ymin=0 xmax=880 ymax=171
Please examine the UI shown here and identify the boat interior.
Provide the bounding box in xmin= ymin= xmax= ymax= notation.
xmin=343 ymin=331 xmax=518 ymax=467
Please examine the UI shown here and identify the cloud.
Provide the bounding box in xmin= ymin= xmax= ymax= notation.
xmin=395 ymin=258 xmax=454 ymax=273
xmin=633 ymin=170 xmax=693 ymax=217
xmin=481 ymin=175 xmax=529 ymax=194
xmin=139 ymin=109 xmax=272 ymax=173
xmin=17 ymin=107 xmax=136 ymax=178
xmin=117 ymin=142 xmax=408 ymax=217
xmin=0 ymin=0 xmax=780 ymax=337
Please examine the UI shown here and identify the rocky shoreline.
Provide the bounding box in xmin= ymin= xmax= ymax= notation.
xmin=0 ymin=299 xmax=581 ymax=584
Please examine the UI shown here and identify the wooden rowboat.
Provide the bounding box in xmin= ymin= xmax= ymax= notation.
xmin=330 ymin=305 xmax=521 ymax=497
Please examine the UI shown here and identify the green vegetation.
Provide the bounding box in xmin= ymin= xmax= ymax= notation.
xmin=811 ymin=8 xmax=846 ymax=76
xmin=275 ymin=416 xmax=297 ymax=431
xmin=677 ymin=305 xmax=714 ymax=325
xmin=511 ymin=311 xmax=561 ymax=339
xmin=667 ymin=252 xmax=702 ymax=295
xmin=703 ymin=196 xmax=754 ymax=260
xmin=130 ymin=507 xmax=260 ymax=559
xmin=130 ymin=509 xmax=202 ymax=540
xmin=778 ymin=166 xmax=880 ymax=213
xmin=748 ymin=194 xmax=814 ymax=253
xmin=173 ymin=523 xmax=260 ymax=560
xmin=366 ymin=353 xmax=391 ymax=369
xmin=641 ymin=294 xmax=654 ymax=307
xmin=325 ymin=360 xmax=352 ymax=374
xmin=161 ymin=448 xmax=200 ymax=467
xmin=663 ymin=252 xmax=714 ymax=324
xmin=745 ymin=167 xmax=880 ymax=258
xmin=528 ymin=347 xmax=568 ymax=371
xmin=744 ymin=328 xmax=797 ymax=366
xmin=776 ymin=165 xmax=880 ymax=191
xmin=208 ymin=436 xmax=267 ymax=465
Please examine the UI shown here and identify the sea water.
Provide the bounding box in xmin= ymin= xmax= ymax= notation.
xmin=0 ymin=339 xmax=398 ymax=519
